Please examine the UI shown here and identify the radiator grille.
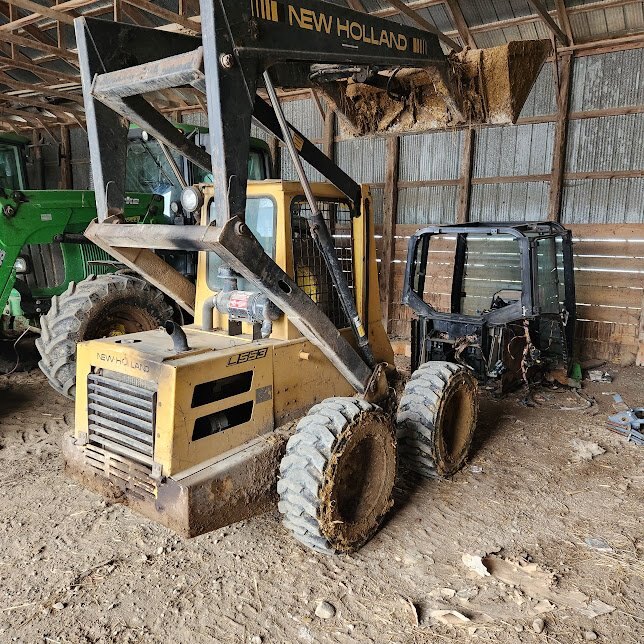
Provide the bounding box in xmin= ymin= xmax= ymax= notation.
xmin=291 ymin=197 xmax=355 ymax=329
xmin=87 ymin=372 xmax=157 ymax=470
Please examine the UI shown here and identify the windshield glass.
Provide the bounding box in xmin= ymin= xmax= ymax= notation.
xmin=0 ymin=143 xmax=24 ymax=190
xmin=125 ymin=139 xmax=182 ymax=193
xmin=207 ymin=196 xmax=276 ymax=292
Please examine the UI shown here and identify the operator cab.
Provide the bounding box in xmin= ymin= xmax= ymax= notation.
xmin=403 ymin=222 xmax=576 ymax=391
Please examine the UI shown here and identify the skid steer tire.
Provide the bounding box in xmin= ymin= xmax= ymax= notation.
xmin=36 ymin=274 xmax=172 ymax=399
xmin=277 ymin=397 xmax=396 ymax=555
xmin=397 ymin=361 xmax=478 ymax=478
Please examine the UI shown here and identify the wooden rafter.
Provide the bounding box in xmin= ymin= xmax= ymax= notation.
xmin=0 ymin=30 xmax=78 ymax=61
xmin=556 ymin=0 xmax=575 ymax=45
xmin=0 ymin=57 xmax=77 ymax=83
xmin=7 ymin=0 xmax=75 ymax=25
xmin=121 ymin=0 xmax=201 ymax=34
xmin=528 ymin=0 xmax=569 ymax=46
xmin=385 ymin=0 xmax=462 ymax=51
xmin=345 ymin=0 xmax=367 ymax=11
xmin=444 ymin=0 xmax=475 ymax=49
xmin=0 ymin=0 xmax=94 ymax=31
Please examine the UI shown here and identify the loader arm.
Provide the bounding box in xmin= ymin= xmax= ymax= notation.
xmin=74 ymin=0 xmax=549 ymax=397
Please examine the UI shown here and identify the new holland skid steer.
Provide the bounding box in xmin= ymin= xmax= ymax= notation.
xmin=64 ymin=0 xmax=550 ymax=553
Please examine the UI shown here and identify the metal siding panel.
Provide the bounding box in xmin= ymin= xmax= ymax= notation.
xmin=561 ymin=177 xmax=644 ymax=225
xmin=370 ymin=187 xmax=384 ymax=226
xmin=566 ymin=114 xmax=642 ymax=173
xmin=519 ymin=61 xmax=557 ymax=118
xmin=571 ymin=49 xmax=644 ymax=112
xmin=335 ymin=138 xmax=386 ymax=183
xmin=399 ymin=131 xmax=462 ymax=182
xmin=281 ymin=99 xmax=324 ymax=141
xmin=398 ymin=186 xmax=458 ymax=226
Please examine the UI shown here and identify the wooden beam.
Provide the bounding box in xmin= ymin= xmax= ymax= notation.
xmin=0 ymin=73 xmax=82 ymax=103
xmin=6 ymin=0 xmax=75 ymax=24
xmin=346 ymin=0 xmax=367 ymax=11
xmin=0 ymin=92 xmax=77 ymax=119
xmin=456 ymin=127 xmax=474 ymax=224
xmin=548 ymin=52 xmax=573 ymax=222
xmin=59 ymin=124 xmax=72 ymax=189
xmin=556 ymin=0 xmax=574 ymax=45
xmin=529 ymin=0 xmax=569 ymax=45
xmin=445 ymin=0 xmax=476 ymax=49
xmin=0 ymin=57 xmax=78 ymax=83
xmin=121 ymin=0 xmax=201 ymax=33
xmin=0 ymin=31 xmax=78 ymax=61
xmin=0 ymin=104 xmax=58 ymax=121
xmin=381 ymin=136 xmax=400 ymax=333
xmin=385 ymin=0 xmax=462 ymax=51
xmin=0 ymin=0 xmax=95 ymax=31
xmin=323 ymin=106 xmax=335 ymax=161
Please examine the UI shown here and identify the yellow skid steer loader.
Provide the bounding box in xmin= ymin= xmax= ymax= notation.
xmin=63 ymin=0 xmax=549 ymax=553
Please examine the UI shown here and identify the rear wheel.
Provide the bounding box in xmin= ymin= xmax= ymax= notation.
xmin=397 ymin=361 xmax=478 ymax=478
xmin=36 ymin=274 xmax=172 ymax=399
xmin=278 ymin=397 xmax=397 ymax=554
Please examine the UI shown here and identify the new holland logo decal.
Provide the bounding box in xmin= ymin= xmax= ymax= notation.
xmin=250 ymin=0 xmax=427 ymax=54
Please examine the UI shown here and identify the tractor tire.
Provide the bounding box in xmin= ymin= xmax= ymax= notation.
xmin=36 ymin=274 xmax=172 ymax=399
xmin=277 ymin=397 xmax=396 ymax=555
xmin=397 ymin=361 xmax=478 ymax=478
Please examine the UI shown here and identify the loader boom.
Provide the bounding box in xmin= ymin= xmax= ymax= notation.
xmin=74 ymin=0 xmax=548 ymax=397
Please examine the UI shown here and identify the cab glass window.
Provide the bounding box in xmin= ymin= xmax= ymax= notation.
xmin=0 ymin=144 xmax=24 ymax=190
xmin=207 ymin=196 xmax=276 ymax=292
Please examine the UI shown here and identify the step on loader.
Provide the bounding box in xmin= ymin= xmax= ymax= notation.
xmin=64 ymin=0 xmax=549 ymax=553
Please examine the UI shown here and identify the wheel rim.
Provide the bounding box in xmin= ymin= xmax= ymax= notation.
xmin=84 ymin=303 xmax=160 ymax=340
xmin=320 ymin=412 xmax=396 ymax=552
xmin=439 ymin=374 xmax=477 ymax=466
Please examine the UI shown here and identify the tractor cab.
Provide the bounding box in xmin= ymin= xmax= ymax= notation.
xmin=0 ymin=133 xmax=28 ymax=193
xmin=403 ymin=222 xmax=576 ymax=390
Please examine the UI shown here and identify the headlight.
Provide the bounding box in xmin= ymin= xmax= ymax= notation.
xmin=14 ymin=257 xmax=28 ymax=273
xmin=141 ymin=130 xmax=149 ymax=142
xmin=180 ymin=186 xmax=203 ymax=213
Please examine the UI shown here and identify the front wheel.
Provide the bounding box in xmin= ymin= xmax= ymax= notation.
xmin=277 ymin=397 xmax=397 ymax=555
xmin=36 ymin=274 xmax=172 ymax=399
xmin=397 ymin=361 xmax=478 ymax=478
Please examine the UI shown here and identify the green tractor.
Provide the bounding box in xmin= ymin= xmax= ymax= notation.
xmin=0 ymin=127 xmax=272 ymax=397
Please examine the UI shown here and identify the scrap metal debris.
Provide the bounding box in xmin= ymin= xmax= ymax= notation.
xmin=607 ymin=395 xmax=644 ymax=445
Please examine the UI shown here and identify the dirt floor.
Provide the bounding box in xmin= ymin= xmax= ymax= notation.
xmin=0 ymin=361 xmax=642 ymax=644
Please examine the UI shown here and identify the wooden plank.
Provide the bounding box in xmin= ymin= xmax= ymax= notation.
xmin=576 ymin=304 xmax=640 ymax=325
xmin=548 ymin=52 xmax=573 ymax=221
xmin=572 ymin=241 xmax=644 ymax=257
xmin=572 ymin=255 xmax=643 ymax=271
xmin=575 ymin=285 xmax=643 ymax=308
xmin=573 ymin=270 xmax=644 ymax=289
xmin=381 ymin=136 xmax=400 ymax=332
xmin=569 ymin=223 xmax=644 ymax=240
